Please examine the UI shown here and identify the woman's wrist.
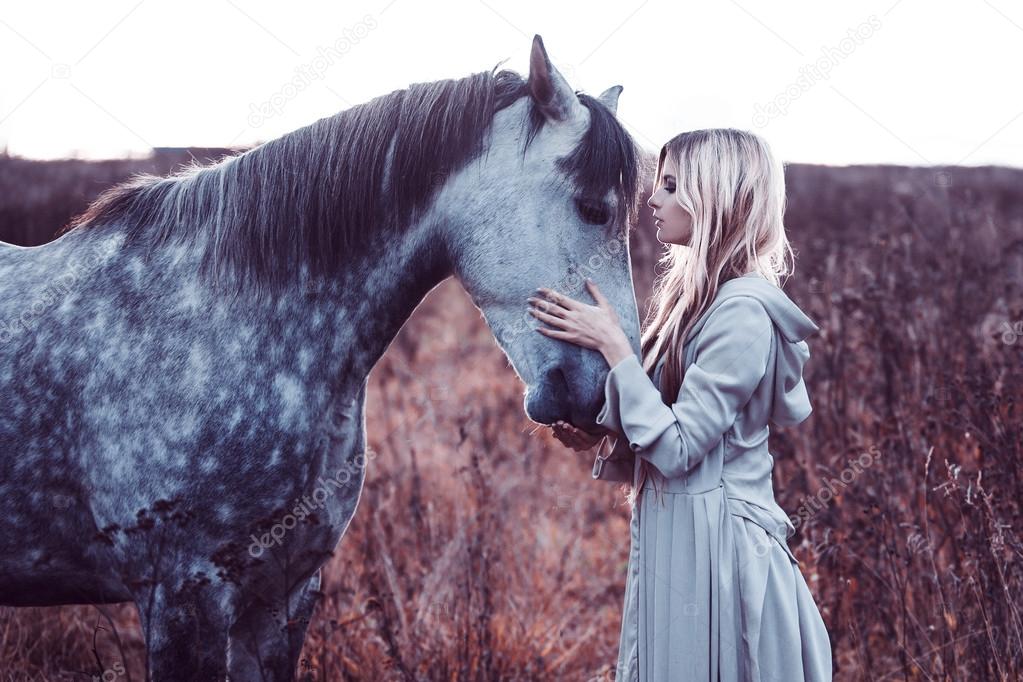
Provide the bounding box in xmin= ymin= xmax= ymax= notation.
xmin=602 ymin=337 xmax=635 ymax=369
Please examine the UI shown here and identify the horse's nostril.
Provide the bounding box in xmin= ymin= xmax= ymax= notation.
xmin=548 ymin=365 xmax=568 ymax=393
xmin=542 ymin=365 xmax=571 ymax=420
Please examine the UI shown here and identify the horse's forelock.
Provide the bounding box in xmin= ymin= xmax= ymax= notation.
xmin=556 ymin=93 xmax=644 ymax=235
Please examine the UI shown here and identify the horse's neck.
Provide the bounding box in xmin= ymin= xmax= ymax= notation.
xmin=68 ymin=211 xmax=451 ymax=408
xmin=304 ymin=218 xmax=452 ymax=396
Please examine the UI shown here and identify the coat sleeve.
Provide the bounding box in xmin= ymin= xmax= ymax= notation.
xmin=594 ymin=296 xmax=774 ymax=480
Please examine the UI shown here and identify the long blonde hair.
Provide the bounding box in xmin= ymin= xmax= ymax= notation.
xmin=627 ymin=128 xmax=796 ymax=507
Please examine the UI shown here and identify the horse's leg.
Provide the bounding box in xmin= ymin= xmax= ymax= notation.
xmin=228 ymin=569 xmax=322 ymax=681
xmin=139 ymin=583 xmax=232 ymax=681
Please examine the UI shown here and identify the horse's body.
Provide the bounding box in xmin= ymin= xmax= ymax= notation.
xmin=0 ymin=220 xmax=428 ymax=677
xmin=0 ymin=36 xmax=643 ymax=680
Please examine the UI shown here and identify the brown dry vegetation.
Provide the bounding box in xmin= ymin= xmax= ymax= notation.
xmin=1 ymin=151 xmax=1021 ymax=680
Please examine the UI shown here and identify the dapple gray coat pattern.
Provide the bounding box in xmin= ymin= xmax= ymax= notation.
xmin=0 ymin=35 xmax=643 ymax=680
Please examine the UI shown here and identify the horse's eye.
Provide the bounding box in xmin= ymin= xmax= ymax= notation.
xmin=575 ymin=198 xmax=611 ymax=225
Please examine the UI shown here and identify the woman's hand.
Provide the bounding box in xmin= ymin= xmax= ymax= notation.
xmin=550 ymin=420 xmax=604 ymax=451
xmin=528 ymin=278 xmax=635 ymax=368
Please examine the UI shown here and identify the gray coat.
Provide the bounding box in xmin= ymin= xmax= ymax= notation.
xmin=592 ymin=272 xmax=833 ymax=681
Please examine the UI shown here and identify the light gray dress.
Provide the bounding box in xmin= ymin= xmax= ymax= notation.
xmin=592 ymin=272 xmax=833 ymax=681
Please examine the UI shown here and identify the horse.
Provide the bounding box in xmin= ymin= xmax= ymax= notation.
xmin=0 ymin=35 xmax=643 ymax=680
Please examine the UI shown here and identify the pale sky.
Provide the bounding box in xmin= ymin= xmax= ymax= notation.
xmin=1 ymin=0 xmax=1021 ymax=167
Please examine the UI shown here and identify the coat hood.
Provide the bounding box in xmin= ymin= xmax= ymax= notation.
xmin=684 ymin=272 xmax=820 ymax=427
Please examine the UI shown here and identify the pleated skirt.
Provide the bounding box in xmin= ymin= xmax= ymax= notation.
xmin=614 ymin=483 xmax=833 ymax=681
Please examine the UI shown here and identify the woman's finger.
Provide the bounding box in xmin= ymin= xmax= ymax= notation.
xmin=585 ymin=279 xmax=610 ymax=308
xmin=553 ymin=423 xmax=579 ymax=449
xmin=528 ymin=297 xmax=569 ymax=319
xmin=537 ymin=287 xmax=582 ymax=312
xmin=529 ymin=306 xmax=573 ymax=329
xmin=565 ymin=428 xmax=586 ymax=448
xmin=536 ymin=327 xmax=574 ymax=341
xmin=586 ymin=278 xmax=621 ymax=324
xmin=555 ymin=422 xmax=582 ymax=448
xmin=560 ymin=422 xmax=596 ymax=450
xmin=565 ymin=434 xmax=586 ymax=451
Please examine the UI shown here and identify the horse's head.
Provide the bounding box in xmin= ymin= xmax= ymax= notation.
xmin=439 ymin=36 xmax=644 ymax=430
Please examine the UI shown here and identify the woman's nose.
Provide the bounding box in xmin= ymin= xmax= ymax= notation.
xmin=646 ymin=194 xmax=658 ymax=209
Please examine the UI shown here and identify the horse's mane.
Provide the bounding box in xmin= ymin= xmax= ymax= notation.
xmin=63 ymin=65 xmax=642 ymax=297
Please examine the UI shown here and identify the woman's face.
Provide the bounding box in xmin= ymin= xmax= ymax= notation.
xmin=646 ymin=156 xmax=692 ymax=246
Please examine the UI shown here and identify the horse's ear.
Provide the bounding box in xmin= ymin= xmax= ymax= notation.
xmin=527 ymin=34 xmax=585 ymax=123
xmin=597 ymin=85 xmax=623 ymax=116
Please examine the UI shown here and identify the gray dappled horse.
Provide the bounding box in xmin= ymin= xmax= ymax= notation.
xmin=0 ymin=35 xmax=642 ymax=680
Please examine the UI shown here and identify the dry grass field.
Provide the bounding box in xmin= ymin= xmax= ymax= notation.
xmin=1 ymin=151 xmax=1020 ymax=680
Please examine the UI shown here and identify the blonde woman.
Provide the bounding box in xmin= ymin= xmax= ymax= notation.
xmin=529 ymin=129 xmax=833 ymax=681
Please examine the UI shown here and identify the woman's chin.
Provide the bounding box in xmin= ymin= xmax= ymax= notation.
xmin=655 ymin=228 xmax=691 ymax=246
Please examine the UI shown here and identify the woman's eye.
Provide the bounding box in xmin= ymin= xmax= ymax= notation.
xmin=575 ymin=198 xmax=611 ymax=225
xmin=665 ymin=185 xmax=676 ymax=194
